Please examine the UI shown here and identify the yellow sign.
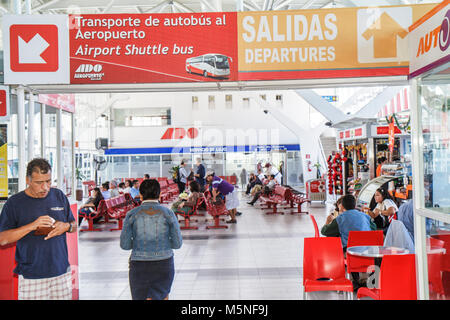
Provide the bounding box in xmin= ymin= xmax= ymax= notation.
xmin=0 ymin=125 xmax=7 ymax=199
xmin=237 ymin=4 xmax=435 ymax=80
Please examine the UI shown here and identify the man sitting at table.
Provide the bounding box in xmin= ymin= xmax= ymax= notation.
xmin=321 ymin=194 xmax=377 ymax=291
xmin=321 ymin=194 xmax=376 ymax=251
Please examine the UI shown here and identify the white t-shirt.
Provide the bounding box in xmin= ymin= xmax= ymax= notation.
xmin=375 ymin=199 xmax=398 ymax=212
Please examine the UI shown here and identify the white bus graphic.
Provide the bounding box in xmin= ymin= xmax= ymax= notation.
xmin=185 ymin=54 xmax=231 ymax=78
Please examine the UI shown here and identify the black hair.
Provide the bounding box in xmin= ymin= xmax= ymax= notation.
xmin=377 ymin=156 xmax=387 ymax=164
xmin=270 ymin=174 xmax=275 ymax=179
xmin=189 ymin=180 xmax=201 ymax=193
xmin=26 ymin=158 xmax=52 ymax=178
xmin=139 ymin=179 xmax=160 ymax=200
xmin=341 ymin=194 xmax=356 ymax=210
xmin=93 ymin=187 xmax=104 ymax=202
xmin=126 ymin=180 xmax=133 ymax=187
xmin=334 ymin=196 xmax=344 ymax=211
xmin=102 ymin=182 xmax=109 ymax=190
xmin=118 ymin=182 xmax=125 ymax=188
xmin=144 ymin=174 xmax=150 ymax=179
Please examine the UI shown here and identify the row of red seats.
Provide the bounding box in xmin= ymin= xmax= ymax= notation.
xmin=256 ymin=185 xmax=310 ymax=215
xmin=79 ymin=193 xmax=137 ymax=232
xmin=175 ymin=190 xmax=229 ymax=230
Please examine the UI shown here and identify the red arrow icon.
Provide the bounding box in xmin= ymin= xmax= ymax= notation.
xmin=10 ymin=24 xmax=59 ymax=72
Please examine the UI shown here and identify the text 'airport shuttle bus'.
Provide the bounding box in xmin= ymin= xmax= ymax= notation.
xmin=185 ymin=54 xmax=232 ymax=78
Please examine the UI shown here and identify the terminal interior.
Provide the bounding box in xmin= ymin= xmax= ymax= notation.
xmin=0 ymin=0 xmax=449 ymax=301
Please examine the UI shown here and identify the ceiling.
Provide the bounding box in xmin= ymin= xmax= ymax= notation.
xmin=0 ymin=0 xmax=440 ymax=14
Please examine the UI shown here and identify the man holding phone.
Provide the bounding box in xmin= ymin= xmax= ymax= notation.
xmin=0 ymin=158 xmax=76 ymax=300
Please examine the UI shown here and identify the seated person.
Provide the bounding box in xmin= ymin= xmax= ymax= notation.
xmin=330 ymin=196 xmax=344 ymax=218
xmin=366 ymin=187 xmax=398 ymax=234
xmin=321 ymin=194 xmax=376 ymax=251
xmin=118 ymin=182 xmax=126 ymax=194
xmin=172 ymin=181 xmax=202 ymax=215
xmin=246 ymin=173 xmax=262 ymax=195
xmin=109 ymin=180 xmax=120 ymax=198
xmin=247 ymin=174 xmax=277 ymax=206
xmin=78 ymin=187 xmax=104 ymax=226
xmin=101 ymin=182 xmax=111 ymax=199
xmin=129 ymin=180 xmax=141 ymax=202
xmin=123 ymin=180 xmax=133 ymax=194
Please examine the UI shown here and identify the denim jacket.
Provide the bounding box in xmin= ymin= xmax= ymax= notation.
xmin=120 ymin=201 xmax=183 ymax=261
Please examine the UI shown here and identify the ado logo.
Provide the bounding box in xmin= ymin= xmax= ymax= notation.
xmin=75 ymin=64 xmax=103 ymax=72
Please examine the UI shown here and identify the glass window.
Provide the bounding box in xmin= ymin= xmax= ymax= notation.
xmin=225 ymin=95 xmax=232 ymax=109
xmin=208 ymin=96 xmax=215 ymax=110
xmin=287 ymin=151 xmax=304 ymax=186
xmin=420 ymin=83 xmax=450 ymax=212
xmin=243 ymin=97 xmax=250 ymax=109
xmin=130 ymin=155 xmax=160 ymax=179
xmin=425 ymin=218 xmax=450 ymax=300
xmin=110 ymin=156 xmax=129 ymax=180
xmin=192 ymin=96 xmax=199 ymax=111
xmin=114 ymin=108 xmax=171 ymax=127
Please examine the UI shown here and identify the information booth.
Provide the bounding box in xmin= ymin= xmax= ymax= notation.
xmin=409 ymin=1 xmax=450 ymax=300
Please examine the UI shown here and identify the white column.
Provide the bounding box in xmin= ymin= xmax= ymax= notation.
xmin=17 ymin=87 xmax=26 ymax=191
xmin=56 ymin=108 xmax=63 ymax=190
xmin=25 ymin=0 xmax=32 ymax=14
xmin=27 ymin=92 xmax=35 ymax=161
xmin=13 ymin=0 xmax=22 ymax=14
xmin=71 ymin=113 xmax=76 ymax=196
xmin=410 ymin=78 xmax=429 ymax=300
xmin=41 ymin=104 xmax=46 ymax=157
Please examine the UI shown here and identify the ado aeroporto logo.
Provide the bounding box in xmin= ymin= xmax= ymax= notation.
xmin=73 ymin=63 xmax=105 ymax=80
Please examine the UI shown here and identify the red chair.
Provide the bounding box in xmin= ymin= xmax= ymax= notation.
xmin=174 ymin=197 xmax=204 ymax=230
xmin=303 ymin=237 xmax=354 ymax=300
xmin=79 ymin=200 xmax=107 ymax=232
xmin=427 ymin=237 xmax=446 ymax=299
xmin=309 ymin=214 xmax=320 ymax=238
xmin=356 ymin=254 xmax=417 ymax=300
xmin=204 ymin=194 xmax=228 ymax=229
xmin=346 ymin=230 xmax=384 ymax=273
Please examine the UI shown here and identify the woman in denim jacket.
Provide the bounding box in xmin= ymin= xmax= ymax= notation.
xmin=120 ymin=179 xmax=182 ymax=300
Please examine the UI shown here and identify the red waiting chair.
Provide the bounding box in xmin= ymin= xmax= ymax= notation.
xmin=309 ymin=214 xmax=320 ymax=238
xmin=303 ymin=237 xmax=354 ymax=300
xmin=174 ymin=197 xmax=204 ymax=230
xmin=357 ymin=254 xmax=417 ymax=300
xmin=427 ymin=237 xmax=446 ymax=299
xmin=346 ymin=230 xmax=384 ymax=273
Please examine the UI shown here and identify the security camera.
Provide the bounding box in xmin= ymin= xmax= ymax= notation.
xmin=263 ymin=110 xmax=268 ymax=114
xmin=325 ymin=121 xmax=333 ymax=127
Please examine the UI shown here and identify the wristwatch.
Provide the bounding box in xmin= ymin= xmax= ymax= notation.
xmin=67 ymin=222 xmax=73 ymax=233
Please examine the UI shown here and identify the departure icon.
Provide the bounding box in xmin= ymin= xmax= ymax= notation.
xmin=357 ymin=7 xmax=411 ymax=63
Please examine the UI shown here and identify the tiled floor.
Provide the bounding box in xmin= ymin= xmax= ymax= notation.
xmin=77 ymin=191 xmax=349 ymax=300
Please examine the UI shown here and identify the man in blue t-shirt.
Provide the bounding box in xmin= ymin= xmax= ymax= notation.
xmin=0 ymin=158 xmax=76 ymax=300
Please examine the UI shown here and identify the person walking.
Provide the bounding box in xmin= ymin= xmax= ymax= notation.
xmin=120 ymin=179 xmax=183 ymax=300
xmin=0 ymin=158 xmax=76 ymax=300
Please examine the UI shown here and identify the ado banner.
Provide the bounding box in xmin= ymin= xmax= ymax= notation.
xmin=69 ymin=13 xmax=238 ymax=84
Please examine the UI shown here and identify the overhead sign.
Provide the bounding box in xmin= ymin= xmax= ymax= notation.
xmin=69 ymin=13 xmax=238 ymax=84
xmin=38 ymin=94 xmax=75 ymax=113
xmin=2 ymin=15 xmax=70 ymax=84
xmin=0 ymin=86 xmax=10 ymax=119
xmin=409 ymin=1 xmax=450 ymax=78
xmin=1 ymin=5 xmax=436 ymax=85
xmin=238 ymin=4 xmax=435 ymax=81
